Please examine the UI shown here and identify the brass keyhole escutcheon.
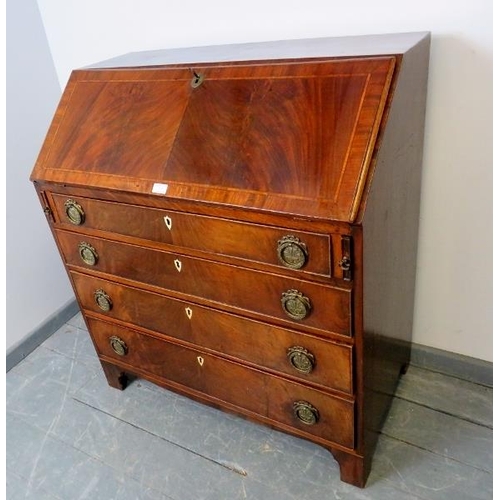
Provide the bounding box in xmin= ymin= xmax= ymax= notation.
xmin=109 ymin=336 xmax=128 ymax=356
xmin=78 ymin=242 xmax=98 ymax=266
xmin=287 ymin=346 xmax=315 ymax=374
xmin=64 ymin=199 xmax=85 ymax=225
xmin=190 ymin=71 xmax=204 ymax=88
xmin=94 ymin=289 xmax=112 ymax=312
xmin=277 ymin=235 xmax=308 ymax=269
xmin=281 ymin=290 xmax=311 ymax=320
xmin=293 ymin=401 xmax=319 ymax=425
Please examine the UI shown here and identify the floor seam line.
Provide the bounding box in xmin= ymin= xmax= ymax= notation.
xmin=9 ymin=410 xmax=178 ymax=500
xmin=392 ymin=395 xmax=493 ymax=429
xmin=71 ymin=395 xmax=249 ymax=477
xmin=379 ymin=432 xmax=493 ymax=473
xmin=408 ymin=364 xmax=493 ymax=388
xmin=6 ymin=466 xmax=64 ymax=500
xmin=368 ymin=472 xmax=440 ymax=500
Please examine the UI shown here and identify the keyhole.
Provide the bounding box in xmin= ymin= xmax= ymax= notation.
xmin=191 ymin=71 xmax=204 ymax=88
xmin=197 ymin=356 xmax=204 ymax=366
xmin=164 ymin=216 xmax=172 ymax=230
xmin=174 ymin=259 xmax=182 ymax=272
xmin=185 ymin=307 xmax=193 ymax=319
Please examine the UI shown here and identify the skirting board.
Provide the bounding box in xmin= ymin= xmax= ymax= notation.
xmin=411 ymin=342 xmax=492 ymax=387
xmin=6 ymin=298 xmax=79 ymax=372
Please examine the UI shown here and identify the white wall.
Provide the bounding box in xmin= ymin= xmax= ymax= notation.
xmin=33 ymin=0 xmax=492 ymax=361
xmin=6 ymin=0 xmax=74 ymax=351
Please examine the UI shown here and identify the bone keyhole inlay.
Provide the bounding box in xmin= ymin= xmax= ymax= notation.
xmin=174 ymin=259 xmax=182 ymax=272
xmin=197 ymin=356 xmax=204 ymax=366
xmin=164 ymin=216 xmax=172 ymax=230
xmin=185 ymin=307 xmax=193 ymax=319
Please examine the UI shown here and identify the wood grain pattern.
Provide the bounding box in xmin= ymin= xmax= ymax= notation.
xmin=39 ymin=181 xmax=355 ymax=236
xmin=31 ymin=57 xmax=396 ymax=223
xmin=88 ymin=316 xmax=355 ymax=449
xmin=71 ymin=271 xmax=353 ymax=394
xmin=40 ymin=78 xmax=190 ymax=179
xmin=49 ymin=192 xmax=333 ymax=277
xmin=56 ymin=229 xmax=352 ymax=336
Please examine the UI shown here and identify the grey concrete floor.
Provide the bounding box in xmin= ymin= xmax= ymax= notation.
xmin=6 ymin=313 xmax=493 ymax=499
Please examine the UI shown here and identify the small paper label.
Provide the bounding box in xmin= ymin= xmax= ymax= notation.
xmin=152 ymin=183 xmax=168 ymax=195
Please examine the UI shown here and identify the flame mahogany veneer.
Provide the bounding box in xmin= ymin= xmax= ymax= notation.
xmin=31 ymin=32 xmax=430 ymax=487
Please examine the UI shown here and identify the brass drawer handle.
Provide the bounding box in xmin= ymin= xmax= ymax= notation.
xmin=293 ymin=401 xmax=319 ymax=425
xmin=78 ymin=242 xmax=98 ymax=266
xmin=94 ymin=289 xmax=112 ymax=312
xmin=281 ymin=289 xmax=311 ymax=320
xmin=277 ymin=235 xmax=308 ymax=269
xmin=287 ymin=346 xmax=315 ymax=374
xmin=109 ymin=336 xmax=128 ymax=356
xmin=64 ymin=199 xmax=85 ymax=225
xmin=339 ymin=256 xmax=351 ymax=271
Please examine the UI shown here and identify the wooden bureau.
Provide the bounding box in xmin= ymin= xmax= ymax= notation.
xmin=30 ymin=32 xmax=430 ymax=487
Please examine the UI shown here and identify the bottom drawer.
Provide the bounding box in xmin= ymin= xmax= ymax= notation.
xmin=87 ymin=317 xmax=355 ymax=449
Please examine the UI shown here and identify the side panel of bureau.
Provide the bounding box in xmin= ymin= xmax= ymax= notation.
xmin=360 ymin=35 xmax=430 ymax=470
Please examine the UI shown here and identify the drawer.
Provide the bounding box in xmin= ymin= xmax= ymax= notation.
xmin=71 ymin=271 xmax=353 ymax=394
xmin=88 ymin=317 xmax=355 ymax=449
xmin=57 ymin=230 xmax=351 ymax=336
xmin=49 ymin=193 xmax=332 ymax=276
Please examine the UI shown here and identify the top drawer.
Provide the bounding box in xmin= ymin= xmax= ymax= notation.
xmin=49 ymin=193 xmax=332 ymax=277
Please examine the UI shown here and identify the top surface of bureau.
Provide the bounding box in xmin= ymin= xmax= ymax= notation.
xmin=29 ymin=42 xmax=408 ymax=223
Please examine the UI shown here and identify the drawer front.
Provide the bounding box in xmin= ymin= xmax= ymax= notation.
xmin=57 ymin=230 xmax=351 ymax=336
xmin=88 ymin=317 xmax=355 ymax=448
xmin=50 ymin=193 xmax=332 ymax=276
xmin=72 ymin=272 xmax=353 ymax=394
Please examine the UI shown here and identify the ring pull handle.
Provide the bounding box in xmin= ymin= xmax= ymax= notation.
xmin=339 ymin=235 xmax=353 ymax=281
xmin=94 ymin=289 xmax=112 ymax=312
xmin=287 ymin=346 xmax=315 ymax=374
xmin=339 ymin=256 xmax=351 ymax=271
xmin=277 ymin=235 xmax=308 ymax=269
xmin=78 ymin=242 xmax=98 ymax=266
xmin=293 ymin=401 xmax=319 ymax=425
xmin=281 ymin=289 xmax=311 ymax=320
xmin=109 ymin=336 xmax=128 ymax=356
xmin=64 ymin=199 xmax=85 ymax=225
